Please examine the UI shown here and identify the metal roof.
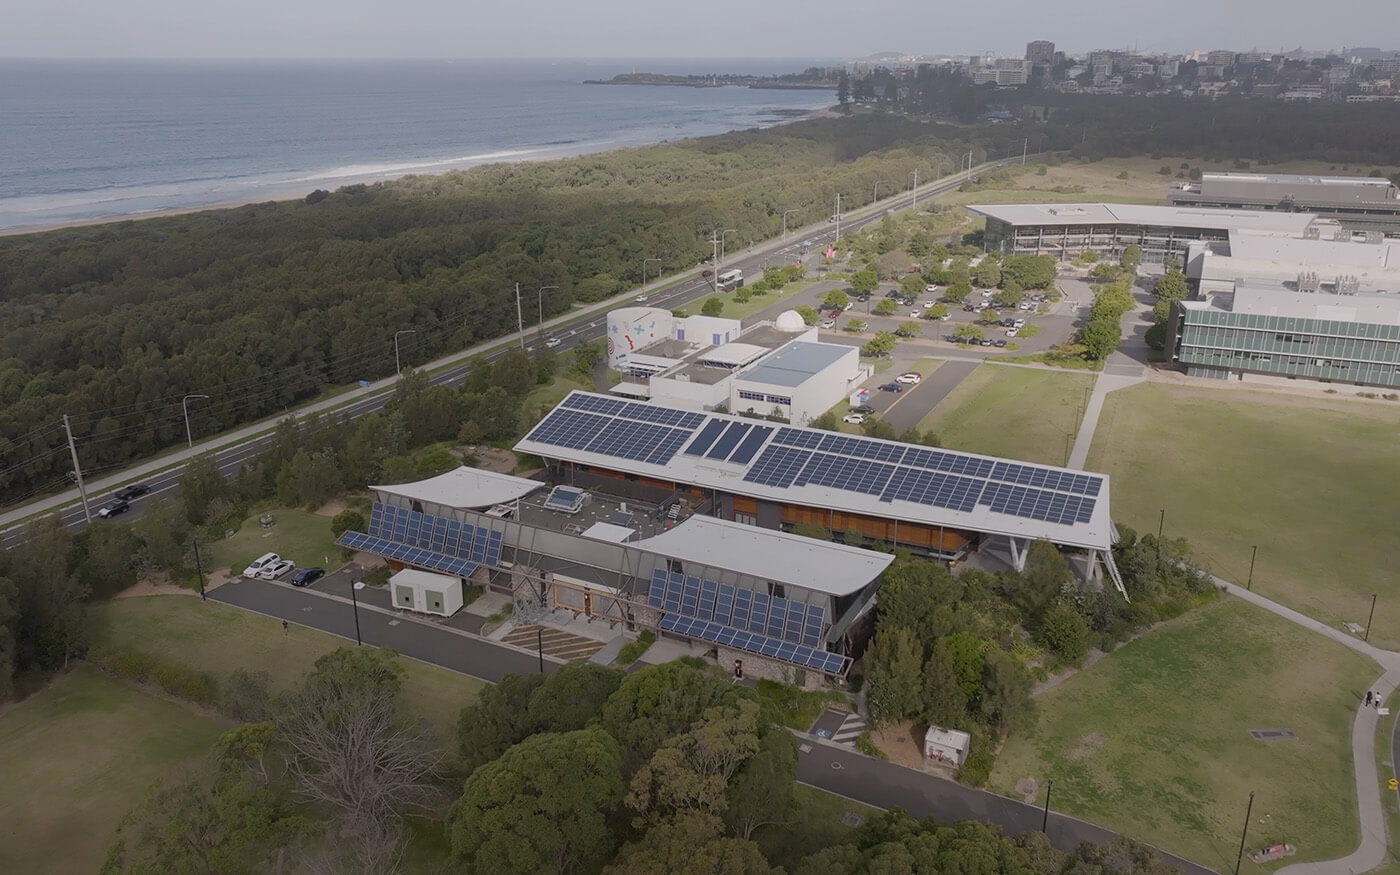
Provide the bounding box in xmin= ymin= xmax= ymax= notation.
xmin=635 ymin=515 xmax=894 ymax=597
xmin=514 ymin=391 xmax=1116 ymax=550
xmin=969 ymin=202 xmax=1319 ymax=234
xmin=737 ymin=342 xmax=852 ymax=388
xmin=371 ymin=467 xmax=543 ymax=510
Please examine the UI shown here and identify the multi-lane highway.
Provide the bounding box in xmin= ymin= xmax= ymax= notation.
xmin=0 ymin=155 xmax=1039 ymax=547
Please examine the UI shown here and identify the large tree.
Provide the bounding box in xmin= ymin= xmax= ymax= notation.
xmin=446 ymin=728 xmax=626 ymax=875
xmin=625 ymin=699 xmax=763 ymax=825
xmin=455 ymin=672 xmax=546 ymax=774
xmin=606 ymin=814 xmax=779 ymax=875
xmin=724 ymin=729 xmax=798 ymax=840
xmin=865 ymin=626 xmax=924 ymax=726
xmin=597 ymin=659 xmax=749 ymax=773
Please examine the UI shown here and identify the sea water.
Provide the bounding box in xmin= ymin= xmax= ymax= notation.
xmin=0 ymin=58 xmax=835 ymax=231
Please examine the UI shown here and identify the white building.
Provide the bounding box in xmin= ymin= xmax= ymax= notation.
xmin=390 ymin=568 xmax=465 ymax=617
xmin=729 ymin=341 xmax=866 ymax=426
xmin=924 ymin=726 xmax=972 ymax=766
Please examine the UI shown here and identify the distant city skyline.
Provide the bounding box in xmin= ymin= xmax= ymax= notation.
xmin=2 ymin=0 xmax=1397 ymax=61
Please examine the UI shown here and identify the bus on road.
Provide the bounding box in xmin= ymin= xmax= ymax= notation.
xmin=717 ymin=269 xmax=744 ymax=292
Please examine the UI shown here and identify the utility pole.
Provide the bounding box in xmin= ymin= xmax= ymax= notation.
xmin=394 ymin=329 xmax=416 ymax=374
xmin=1041 ymin=779 xmax=1054 ymax=833
xmin=834 ymin=194 xmax=843 ymax=243
xmin=709 ymin=232 xmax=721 ymax=291
xmin=910 ymin=167 xmax=918 ymax=212
xmin=1022 ymin=137 xmax=1028 ymax=164
xmin=193 ymin=537 xmax=207 ymax=601
xmin=515 ymin=283 xmax=525 ymax=349
xmin=62 ymin=414 xmax=92 ymax=523
xmin=182 ymin=393 xmax=209 ymax=448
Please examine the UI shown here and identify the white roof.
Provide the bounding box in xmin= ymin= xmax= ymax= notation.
xmin=581 ymin=522 xmax=637 ymax=543
xmin=701 ymin=342 xmax=769 ymax=368
xmin=1225 ymin=232 xmax=1400 ymax=271
xmin=969 ymin=202 xmax=1319 ymax=234
xmin=515 ymin=392 xmax=1115 ymax=551
xmin=372 ymin=466 xmax=542 ymax=510
xmin=635 ymin=515 xmax=894 ymax=597
xmin=1184 ymin=289 xmax=1400 ymax=323
xmin=389 ymin=568 xmax=459 ymax=589
xmin=924 ymin=726 xmax=971 ymax=751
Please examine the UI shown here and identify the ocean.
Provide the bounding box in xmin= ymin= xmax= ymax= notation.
xmin=0 ymin=58 xmax=836 ymax=232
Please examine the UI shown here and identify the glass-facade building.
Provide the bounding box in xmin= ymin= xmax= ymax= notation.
xmin=1168 ymin=303 xmax=1400 ymax=388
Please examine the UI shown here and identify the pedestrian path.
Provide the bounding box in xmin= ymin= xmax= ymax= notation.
xmin=1066 ymin=371 xmax=1143 ymax=469
xmin=501 ymin=624 xmax=606 ymax=662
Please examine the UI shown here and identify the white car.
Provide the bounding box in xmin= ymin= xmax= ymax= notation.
xmin=635 ymin=294 xmax=649 ymax=302
xmin=842 ymin=302 xmax=855 ymax=311
xmin=842 ymin=413 xmax=866 ymax=424
xmin=1006 ymin=327 xmax=1020 ymax=338
xmin=819 ymin=318 xmax=837 ymax=329
xmin=922 ymin=300 xmax=935 ymax=309
xmin=258 ymin=559 xmax=296 ymax=580
xmin=895 ymin=372 xmax=921 ymax=385
xmin=1014 ymin=318 xmax=1026 ymax=327
xmin=243 ymin=552 xmax=279 ymax=578
xmin=1018 ymin=301 xmax=1031 ymax=310
xmin=925 ymin=284 xmax=938 ymax=293
xmin=544 ymin=337 xmax=562 ymax=348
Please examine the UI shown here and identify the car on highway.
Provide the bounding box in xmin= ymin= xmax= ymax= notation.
xmin=243 ymin=552 xmax=280 ymax=578
xmin=289 ymin=567 xmax=325 ymax=587
xmin=634 ymin=294 xmax=649 ymax=303
xmin=842 ymin=413 xmax=866 ymax=424
xmin=895 ymin=372 xmax=921 ymax=385
xmin=877 ymin=382 xmax=904 ymax=393
xmin=96 ymin=500 xmax=130 ymax=519
xmin=257 ymin=558 xmax=296 ymax=580
xmin=545 ymin=337 xmax=562 ymax=348
xmin=114 ymin=484 xmax=149 ymax=501
xmin=819 ymin=319 xmax=836 ymax=329
xmin=701 ymin=269 xmax=713 ymax=278
xmin=850 ymin=404 xmax=875 ymax=414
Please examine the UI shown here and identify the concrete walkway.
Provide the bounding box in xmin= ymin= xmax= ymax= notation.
xmin=1066 ymin=371 xmax=1142 ymax=469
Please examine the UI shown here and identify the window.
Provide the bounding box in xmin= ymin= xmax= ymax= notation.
xmin=765 ymin=395 xmax=791 ymax=406
xmin=735 ymin=513 xmax=756 ymax=526
xmin=738 ymin=390 xmax=764 ymax=402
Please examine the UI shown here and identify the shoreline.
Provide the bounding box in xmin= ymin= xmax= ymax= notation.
xmin=0 ymin=104 xmax=839 ymax=239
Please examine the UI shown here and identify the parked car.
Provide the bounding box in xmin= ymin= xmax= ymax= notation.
xmin=842 ymin=413 xmax=866 ymax=424
xmin=842 ymin=302 xmax=855 ymax=311
xmin=925 ymin=284 xmax=938 ymax=293
xmin=257 ymin=559 xmax=296 ymax=580
xmin=819 ymin=318 xmax=836 ymax=329
xmin=895 ymin=372 xmax=921 ymax=385
xmin=885 ymin=290 xmax=900 ymax=298
xmin=96 ymin=500 xmax=130 ymax=519
xmin=878 ymin=382 xmax=904 ymax=393
xmin=993 ymin=339 xmax=1008 ymax=348
xmin=1014 ymin=317 xmax=1026 ymax=327
xmin=850 ymin=404 xmax=875 ymax=414
xmin=979 ymin=338 xmax=994 ymax=346
xmin=1018 ymin=301 xmax=1031 ymax=310
xmin=114 ymin=483 xmax=149 ymax=501
xmin=1006 ymin=328 xmax=1019 ymax=337
xmin=242 ymin=552 xmax=280 ymax=578
xmin=289 ymin=567 xmax=325 ymax=587
xmin=701 ymin=269 xmax=713 ymax=277
xmin=963 ymin=304 xmax=977 ymax=312
xmin=545 ymin=337 xmax=562 ymax=348
xmin=922 ymin=300 xmax=935 ymax=309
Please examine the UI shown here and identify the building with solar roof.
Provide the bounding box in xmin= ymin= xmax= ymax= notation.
xmin=333 ymin=461 xmax=896 ymax=680
xmin=514 ymin=391 xmax=1126 ymax=597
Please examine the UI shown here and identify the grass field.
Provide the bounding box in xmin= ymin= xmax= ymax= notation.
xmin=93 ymin=596 xmax=484 ymax=747
xmin=1086 ymin=382 xmax=1400 ymax=649
xmin=989 ymin=597 xmax=1377 ymax=872
xmin=917 ymin=364 xmax=1096 ymax=465
xmin=204 ymin=508 xmax=343 ymax=580
xmin=0 ymin=666 xmax=229 ymax=875
xmin=754 ymin=782 xmax=878 ymax=871
xmin=690 ymin=280 xmax=814 ymax=323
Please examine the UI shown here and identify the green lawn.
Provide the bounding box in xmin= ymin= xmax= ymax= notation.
xmin=989 ymin=597 xmax=1376 ymax=872
xmin=918 ymin=364 xmax=1096 ymax=465
xmin=92 ymin=596 xmax=484 ymax=748
xmin=690 ymin=280 xmax=814 ymax=323
xmin=0 ymin=666 xmax=229 ymax=875
xmin=754 ymin=782 xmax=879 ymax=871
xmin=204 ymin=508 xmax=343 ymax=579
xmin=1087 ymin=382 xmax=1400 ymax=649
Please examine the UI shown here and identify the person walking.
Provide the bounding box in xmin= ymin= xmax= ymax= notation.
xmin=1366 ymin=691 xmax=1374 ymax=707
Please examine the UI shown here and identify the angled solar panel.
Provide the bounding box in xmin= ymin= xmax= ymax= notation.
xmin=743 ymin=445 xmax=812 ymax=489
xmin=647 ymin=570 xmax=667 ymax=608
xmin=772 ymin=427 xmax=824 ymax=450
xmin=728 ymin=426 xmax=773 ymax=465
xmin=706 ymin=422 xmax=752 ymax=460
xmin=684 ymin=419 xmax=727 ymax=456
xmin=335 ymin=531 xmax=479 ymax=580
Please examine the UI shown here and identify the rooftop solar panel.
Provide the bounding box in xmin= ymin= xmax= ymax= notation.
xmin=336 ymin=531 xmax=479 ymax=579
xmin=707 ymin=422 xmax=752 ymax=460
xmin=772 ymin=427 xmax=825 ymax=450
xmin=684 ymin=419 xmax=727 ymax=456
xmin=743 ymin=445 xmax=812 ymax=489
xmin=728 ymin=426 xmax=773 ymax=465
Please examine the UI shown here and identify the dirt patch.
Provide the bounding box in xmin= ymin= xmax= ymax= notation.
xmin=1015 ymin=776 xmax=1039 ymax=803
xmin=460 ymin=445 xmax=518 ymax=474
xmin=869 ymin=722 xmax=928 ymax=771
xmin=1067 ymin=731 xmax=1104 ymax=761
xmin=314 ymin=499 xmax=347 ymax=517
xmin=114 ymin=575 xmax=197 ymax=599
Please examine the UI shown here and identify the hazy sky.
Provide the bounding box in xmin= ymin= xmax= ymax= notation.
xmin=5 ymin=0 xmax=1396 ymax=60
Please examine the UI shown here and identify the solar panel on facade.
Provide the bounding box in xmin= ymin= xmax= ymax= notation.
xmin=336 ymin=531 xmax=479 ymax=579
xmin=647 ymin=570 xmax=666 ymax=608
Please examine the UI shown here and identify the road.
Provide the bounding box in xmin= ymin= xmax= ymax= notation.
xmin=0 ymin=154 xmax=1044 ymax=548
xmin=210 ymin=574 xmax=1212 ymax=873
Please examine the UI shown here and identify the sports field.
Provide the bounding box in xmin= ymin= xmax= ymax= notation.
xmin=93 ymin=595 xmax=484 ymax=747
xmin=989 ymin=597 xmax=1377 ymax=871
xmin=0 ymin=667 xmax=228 ymax=875
xmin=917 ymin=364 xmax=1096 ymax=465
xmin=1087 ymin=381 xmax=1400 ymax=649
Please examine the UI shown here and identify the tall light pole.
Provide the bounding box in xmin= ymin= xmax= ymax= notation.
xmin=1041 ymin=779 xmax=1053 ymax=833
xmin=963 ymin=150 xmax=974 ymax=173
xmin=62 ymin=414 xmax=92 ymax=523
xmin=834 ymin=194 xmax=843 ymax=243
xmin=536 ymin=285 xmax=558 ymax=331
xmin=641 ymin=258 xmax=661 ymax=287
xmin=182 ymin=394 xmax=209 ymax=448
xmin=1246 ymin=545 xmax=1258 ymax=590
xmin=782 ymin=209 xmax=800 ymax=237
xmin=394 ymin=329 xmax=416 ymax=373
xmin=1366 ymin=593 xmax=1378 ymax=642
xmin=873 ymin=179 xmax=887 ymax=204
xmin=1233 ymin=791 xmax=1255 ymax=875
xmin=515 ymin=281 xmax=525 ymax=348
xmin=909 ymin=168 xmax=919 ymax=212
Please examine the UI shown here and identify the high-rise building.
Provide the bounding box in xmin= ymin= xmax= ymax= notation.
xmin=1025 ymin=40 xmax=1056 ymax=72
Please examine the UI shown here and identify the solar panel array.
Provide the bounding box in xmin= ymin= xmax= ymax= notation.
xmin=646 ymin=570 xmax=824 ymax=647
xmin=660 ymin=614 xmax=849 ymax=674
xmin=526 ymin=393 xmax=1106 ymax=529
xmin=524 ymin=394 xmax=707 ymax=466
xmin=338 ymin=531 xmax=479 ymax=578
xmin=369 ymin=503 xmax=503 ymax=566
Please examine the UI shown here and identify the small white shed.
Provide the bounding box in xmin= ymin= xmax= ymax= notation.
xmin=923 ymin=726 xmax=972 ymax=767
xmin=389 ymin=569 xmax=464 ymax=617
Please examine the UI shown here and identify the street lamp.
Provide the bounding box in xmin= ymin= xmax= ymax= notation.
xmin=394 ymin=329 xmax=416 ymax=374
xmin=1041 ymin=779 xmax=1054 ymax=833
xmin=1246 ymin=545 xmax=1258 ymax=590
xmin=1233 ymin=791 xmax=1255 ymax=875
xmin=782 ymin=209 xmax=800 ymax=237
xmin=908 ymin=168 xmax=920 ymax=212
xmin=182 ymin=394 xmax=209 ymax=448
xmin=349 ymin=580 xmax=363 ymax=646
xmin=834 ymin=194 xmax=844 ymax=243
xmin=1366 ymin=593 xmax=1378 ymax=642
xmin=873 ymin=179 xmax=887 ymax=204
xmin=537 ymin=285 xmax=558 ymax=330
xmin=641 ymin=258 xmax=661 ymax=287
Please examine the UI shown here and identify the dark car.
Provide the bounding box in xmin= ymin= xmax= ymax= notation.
xmin=850 ymin=404 xmax=875 ymax=414
xmin=289 ymin=567 xmax=325 ymax=587
xmin=701 ymin=269 xmax=713 ymax=277
xmin=885 ymin=290 xmax=900 ymax=298
xmin=878 ymin=382 xmax=903 ymax=393
xmin=963 ymin=304 xmax=977 ymax=312
xmin=855 ymin=292 xmax=871 ymax=302
xmin=114 ymin=483 xmax=149 ymax=501
xmin=993 ymin=339 xmax=1008 ymax=348
xmin=96 ymin=500 xmax=130 ymax=519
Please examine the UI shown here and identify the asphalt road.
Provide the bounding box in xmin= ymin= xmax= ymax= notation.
xmin=1 ymin=154 xmax=1043 ymax=548
xmin=881 ymin=359 xmax=980 ymax=433
xmin=207 ymin=576 xmax=1212 ymax=873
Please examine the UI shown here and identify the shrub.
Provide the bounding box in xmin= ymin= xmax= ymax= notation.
xmin=854 ymin=729 xmax=888 ymax=759
xmin=222 ymin=668 xmax=273 ymax=721
xmin=958 ymin=731 xmax=997 ymax=786
xmin=615 ymin=630 xmax=655 ymax=666
xmin=330 ymin=508 xmax=366 ymax=538
xmin=107 ymin=649 xmax=158 ymax=682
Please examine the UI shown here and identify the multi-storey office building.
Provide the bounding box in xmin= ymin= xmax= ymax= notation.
xmin=1169 ymin=172 xmax=1400 ymax=237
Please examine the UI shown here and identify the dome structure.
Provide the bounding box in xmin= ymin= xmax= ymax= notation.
xmin=774 ymin=309 xmax=806 ymax=332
